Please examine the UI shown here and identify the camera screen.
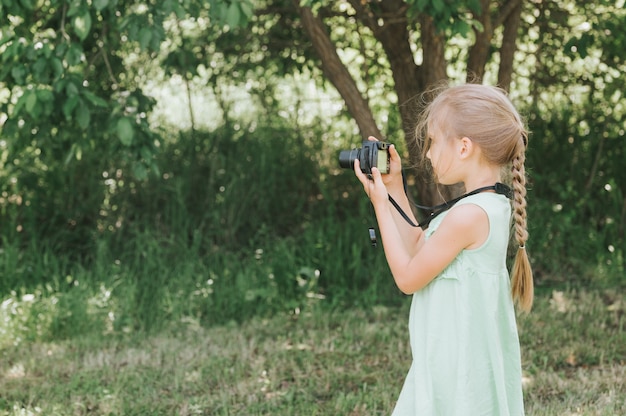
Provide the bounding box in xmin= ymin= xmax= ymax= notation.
xmin=377 ymin=148 xmax=389 ymax=174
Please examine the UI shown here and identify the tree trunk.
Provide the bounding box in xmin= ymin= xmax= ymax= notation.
xmin=418 ymin=15 xmax=448 ymax=89
xmin=368 ymin=0 xmax=422 ymax=134
xmin=498 ymin=0 xmax=523 ymax=91
xmin=348 ymin=0 xmax=450 ymax=206
xmin=465 ymin=0 xmax=523 ymax=90
xmin=295 ymin=2 xmax=382 ymax=140
xmin=467 ymin=0 xmax=493 ymax=82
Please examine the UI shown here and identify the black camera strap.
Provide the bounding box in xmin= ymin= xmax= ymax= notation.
xmin=388 ymin=180 xmax=513 ymax=230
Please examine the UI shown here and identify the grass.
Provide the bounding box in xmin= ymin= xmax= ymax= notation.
xmin=1 ymin=288 xmax=624 ymax=415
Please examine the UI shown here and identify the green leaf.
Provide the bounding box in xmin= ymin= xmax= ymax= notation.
xmin=432 ymin=0 xmax=444 ymax=14
xmin=138 ymin=27 xmax=153 ymax=50
xmin=239 ymin=0 xmax=254 ymax=20
xmin=36 ymin=89 xmax=54 ymax=102
xmin=33 ymin=57 xmax=48 ymax=81
xmin=51 ymin=57 xmax=64 ymax=79
xmin=63 ymin=95 xmax=79 ymax=120
xmin=453 ymin=20 xmax=472 ymax=37
xmin=67 ymin=1 xmax=83 ymax=17
xmin=218 ymin=2 xmax=229 ymax=23
xmin=66 ymin=43 xmax=84 ymax=66
xmin=132 ymin=162 xmax=147 ymax=180
xmin=19 ymin=0 xmax=34 ymax=10
xmin=25 ymin=90 xmax=38 ymax=117
xmin=82 ymin=90 xmax=108 ymax=107
xmin=41 ymin=42 xmax=52 ymax=59
xmin=93 ymin=0 xmax=108 ymax=12
xmin=53 ymin=78 xmax=66 ymax=93
xmin=467 ymin=0 xmax=482 ymax=14
xmin=2 ymin=38 xmax=23 ymax=66
xmin=226 ymin=2 xmax=241 ymax=27
xmin=150 ymin=161 xmax=161 ymax=177
xmin=117 ymin=118 xmax=135 ymax=146
xmin=10 ymin=65 xmax=26 ymax=84
xmin=65 ymin=80 xmax=79 ymax=96
xmin=140 ymin=146 xmax=153 ymax=162
xmin=72 ymin=12 xmax=92 ymax=41
xmin=76 ymin=103 xmax=91 ymax=130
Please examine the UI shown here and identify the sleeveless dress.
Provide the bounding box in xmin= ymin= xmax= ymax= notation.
xmin=391 ymin=193 xmax=524 ymax=416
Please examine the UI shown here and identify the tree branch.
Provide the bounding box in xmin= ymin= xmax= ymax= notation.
xmin=495 ymin=0 xmax=523 ymax=28
xmin=467 ymin=0 xmax=493 ymax=82
xmin=294 ymin=1 xmax=382 ymax=139
xmin=497 ymin=0 xmax=523 ymax=90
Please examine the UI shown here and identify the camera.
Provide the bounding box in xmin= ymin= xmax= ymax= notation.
xmin=338 ymin=141 xmax=390 ymax=174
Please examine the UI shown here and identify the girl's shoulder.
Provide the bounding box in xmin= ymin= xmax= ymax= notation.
xmin=454 ymin=192 xmax=511 ymax=219
xmin=426 ymin=193 xmax=510 ymax=245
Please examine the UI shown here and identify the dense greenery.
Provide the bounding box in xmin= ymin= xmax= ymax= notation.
xmin=0 ymin=0 xmax=624 ymax=335
xmin=0 ymin=103 xmax=623 ymax=340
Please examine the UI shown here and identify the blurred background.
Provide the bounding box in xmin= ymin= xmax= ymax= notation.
xmin=0 ymin=0 xmax=624 ymax=339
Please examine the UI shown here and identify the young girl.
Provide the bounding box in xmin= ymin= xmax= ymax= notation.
xmin=354 ymin=84 xmax=533 ymax=415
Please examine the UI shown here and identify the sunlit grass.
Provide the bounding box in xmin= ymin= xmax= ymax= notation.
xmin=1 ymin=289 xmax=624 ymax=415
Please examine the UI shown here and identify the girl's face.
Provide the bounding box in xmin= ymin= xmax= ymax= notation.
xmin=425 ymin=121 xmax=458 ymax=185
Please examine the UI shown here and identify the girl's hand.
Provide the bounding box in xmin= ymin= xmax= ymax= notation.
xmin=365 ymin=136 xmax=403 ymax=189
xmin=354 ymin=161 xmax=388 ymax=208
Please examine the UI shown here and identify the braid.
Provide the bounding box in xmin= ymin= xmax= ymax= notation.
xmin=510 ymin=139 xmax=534 ymax=312
xmin=512 ymin=152 xmax=528 ymax=246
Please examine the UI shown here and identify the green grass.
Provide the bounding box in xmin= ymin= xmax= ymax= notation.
xmin=1 ymin=289 xmax=624 ymax=415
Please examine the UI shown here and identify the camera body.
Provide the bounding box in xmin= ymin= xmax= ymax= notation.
xmin=338 ymin=141 xmax=390 ymax=174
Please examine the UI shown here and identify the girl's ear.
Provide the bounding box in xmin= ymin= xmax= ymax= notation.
xmin=458 ymin=136 xmax=474 ymax=159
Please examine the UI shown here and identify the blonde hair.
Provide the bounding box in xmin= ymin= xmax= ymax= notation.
xmin=417 ymin=83 xmax=534 ymax=312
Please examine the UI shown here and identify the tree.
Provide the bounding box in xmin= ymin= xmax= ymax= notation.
xmin=3 ymin=0 xmax=624 ymax=225
xmin=0 ymin=0 xmax=253 ymax=242
xmin=285 ymin=0 xmax=526 ymax=204
xmin=0 ymin=0 xmax=252 ymax=175
xmin=237 ymin=0 xmax=624 ymax=210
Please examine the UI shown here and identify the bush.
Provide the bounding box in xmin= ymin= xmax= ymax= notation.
xmin=0 ymin=101 xmax=624 ymax=341
xmin=526 ymin=102 xmax=625 ymax=286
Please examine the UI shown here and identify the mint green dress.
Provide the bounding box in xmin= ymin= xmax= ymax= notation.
xmin=391 ymin=193 xmax=524 ymax=415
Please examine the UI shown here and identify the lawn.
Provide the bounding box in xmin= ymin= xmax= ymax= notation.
xmin=1 ymin=289 xmax=624 ymax=415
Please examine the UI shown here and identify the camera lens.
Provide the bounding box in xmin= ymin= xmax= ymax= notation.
xmin=338 ymin=149 xmax=360 ymax=170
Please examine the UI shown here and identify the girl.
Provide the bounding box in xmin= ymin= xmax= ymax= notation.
xmin=354 ymin=84 xmax=533 ymax=415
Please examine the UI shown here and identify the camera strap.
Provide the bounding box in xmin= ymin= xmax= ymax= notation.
xmin=388 ymin=180 xmax=513 ymax=230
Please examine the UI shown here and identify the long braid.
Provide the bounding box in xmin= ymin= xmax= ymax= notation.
xmin=510 ymin=137 xmax=534 ymax=312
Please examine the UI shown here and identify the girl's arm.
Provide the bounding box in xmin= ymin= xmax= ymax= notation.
xmin=356 ymin=166 xmax=488 ymax=294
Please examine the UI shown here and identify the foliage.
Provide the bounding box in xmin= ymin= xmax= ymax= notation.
xmin=405 ymin=0 xmax=483 ymax=35
xmin=0 ymin=106 xmax=623 ymax=338
xmin=518 ymin=0 xmax=626 ymax=284
xmin=0 ymin=108 xmax=401 ymax=333
xmin=0 ymin=0 xmax=254 ymax=247
xmin=0 ymin=0 xmax=624 ymax=336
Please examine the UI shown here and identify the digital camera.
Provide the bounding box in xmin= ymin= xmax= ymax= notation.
xmin=338 ymin=141 xmax=390 ymax=174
